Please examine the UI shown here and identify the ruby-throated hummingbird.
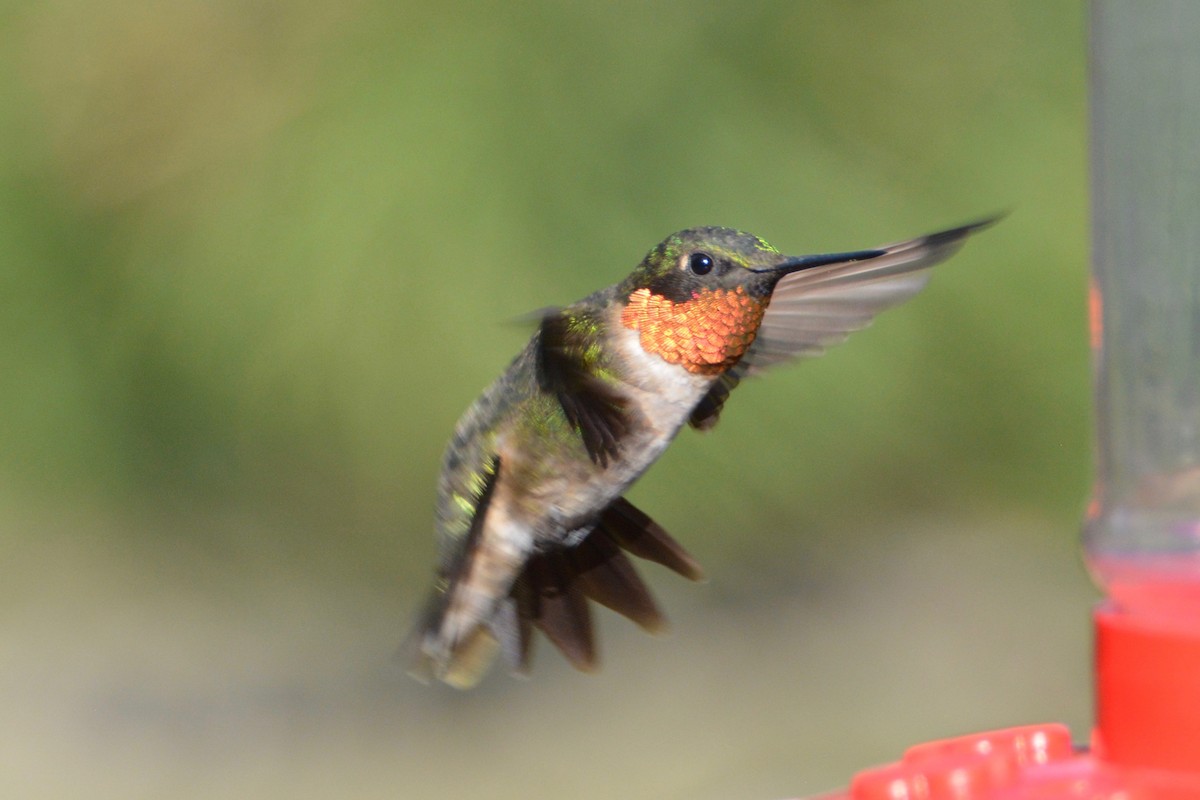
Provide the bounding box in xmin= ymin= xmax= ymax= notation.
xmin=407 ymin=218 xmax=993 ymax=688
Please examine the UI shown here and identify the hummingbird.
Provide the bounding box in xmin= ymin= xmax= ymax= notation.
xmin=407 ymin=218 xmax=994 ymax=688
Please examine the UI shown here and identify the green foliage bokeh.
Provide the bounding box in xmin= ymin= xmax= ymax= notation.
xmin=2 ymin=1 xmax=1087 ymax=558
xmin=0 ymin=2 xmax=1090 ymax=797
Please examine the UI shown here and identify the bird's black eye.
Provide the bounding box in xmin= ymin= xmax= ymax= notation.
xmin=688 ymin=252 xmax=714 ymax=275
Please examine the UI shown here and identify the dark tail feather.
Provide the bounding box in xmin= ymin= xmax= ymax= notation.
xmin=572 ymin=531 xmax=666 ymax=633
xmin=487 ymin=497 xmax=703 ymax=675
xmin=411 ymin=495 xmax=704 ymax=683
xmin=527 ymin=554 xmax=596 ymax=671
xmin=597 ymin=498 xmax=707 ymax=581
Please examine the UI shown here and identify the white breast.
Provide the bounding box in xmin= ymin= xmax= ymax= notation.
xmin=609 ymin=324 xmax=713 ymax=438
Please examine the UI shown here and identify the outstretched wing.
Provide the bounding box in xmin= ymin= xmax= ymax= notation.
xmin=688 ymin=217 xmax=996 ymax=430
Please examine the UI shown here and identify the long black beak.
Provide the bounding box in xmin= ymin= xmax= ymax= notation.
xmin=754 ymin=248 xmax=885 ymax=276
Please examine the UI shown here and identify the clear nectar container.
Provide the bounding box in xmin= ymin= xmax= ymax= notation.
xmin=1085 ymin=2 xmax=1200 ymax=618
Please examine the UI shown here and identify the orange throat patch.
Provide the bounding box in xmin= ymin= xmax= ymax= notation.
xmin=619 ymin=286 xmax=766 ymax=375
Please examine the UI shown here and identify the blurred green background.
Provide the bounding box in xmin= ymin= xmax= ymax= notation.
xmin=1 ymin=2 xmax=1091 ymax=798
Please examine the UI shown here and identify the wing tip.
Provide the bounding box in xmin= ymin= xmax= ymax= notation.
xmin=919 ymin=212 xmax=1005 ymax=249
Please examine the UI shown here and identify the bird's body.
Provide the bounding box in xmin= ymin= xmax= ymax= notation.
xmin=408 ymin=221 xmax=992 ymax=688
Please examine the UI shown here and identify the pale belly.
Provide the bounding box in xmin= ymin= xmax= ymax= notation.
xmin=507 ymin=324 xmax=713 ymax=542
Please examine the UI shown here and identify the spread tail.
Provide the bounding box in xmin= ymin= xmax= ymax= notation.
xmin=404 ymin=496 xmax=704 ymax=688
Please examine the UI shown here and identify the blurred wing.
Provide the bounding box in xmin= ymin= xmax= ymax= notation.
xmin=688 ymin=217 xmax=996 ymax=430
xmin=747 ymin=218 xmax=995 ymax=372
xmin=406 ymin=454 xmax=504 ymax=688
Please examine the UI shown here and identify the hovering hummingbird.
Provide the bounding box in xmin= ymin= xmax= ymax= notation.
xmin=407 ymin=218 xmax=994 ymax=688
